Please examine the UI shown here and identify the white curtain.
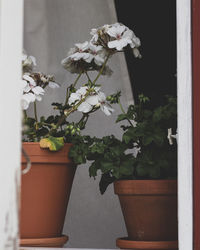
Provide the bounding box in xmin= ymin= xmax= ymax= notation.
xmin=24 ymin=0 xmax=133 ymax=248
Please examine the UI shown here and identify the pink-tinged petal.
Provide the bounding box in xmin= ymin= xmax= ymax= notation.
xmin=123 ymin=29 xmax=134 ymax=39
xmin=107 ymin=25 xmax=126 ymax=38
xmin=86 ymin=95 xmax=99 ymax=105
xmin=75 ymin=41 xmax=89 ymax=51
xmin=49 ymin=81 xmax=60 ymax=88
xmin=32 ymin=86 xmax=45 ymax=95
xmin=78 ymin=102 xmax=93 ymax=113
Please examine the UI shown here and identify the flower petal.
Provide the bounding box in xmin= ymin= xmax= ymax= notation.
xmin=78 ymin=102 xmax=93 ymax=113
xmin=49 ymin=81 xmax=60 ymax=88
xmin=32 ymin=86 xmax=45 ymax=95
xmin=97 ymin=91 xmax=106 ymax=102
xmin=86 ymin=95 xmax=99 ymax=105
xmin=23 ymin=74 xmax=36 ymax=85
xmin=76 ymin=86 xmax=88 ymax=96
xmin=68 ymin=92 xmax=81 ymax=105
xmin=101 ymin=104 xmax=114 ymax=116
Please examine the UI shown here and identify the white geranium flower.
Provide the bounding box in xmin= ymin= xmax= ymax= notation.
xmin=96 ymin=92 xmax=114 ymax=116
xmin=89 ymin=43 xmax=106 ymax=66
xmin=78 ymin=101 xmax=93 ymax=113
xmin=22 ymin=51 xmax=37 ymax=72
xmin=68 ymin=86 xmax=89 ymax=105
xmin=74 ymin=88 xmax=114 ymax=116
xmin=22 ymin=73 xmax=45 ymax=107
xmin=107 ymin=23 xmax=141 ymax=51
xmin=77 ymin=94 xmax=99 ymax=113
xmin=22 ymin=74 xmax=36 ymax=92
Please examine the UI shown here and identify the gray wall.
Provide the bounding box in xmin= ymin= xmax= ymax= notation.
xmin=24 ymin=0 xmax=134 ymax=248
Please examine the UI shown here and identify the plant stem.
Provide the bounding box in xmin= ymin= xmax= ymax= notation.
xmin=85 ymin=71 xmax=93 ymax=87
xmin=72 ymin=72 xmax=82 ymax=88
xmin=34 ymin=102 xmax=39 ymax=130
xmin=23 ymin=110 xmax=27 ymax=119
xmin=119 ymin=100 xmax=134 ymax=127
xmin=93 ymin=54 xmax=110 ymax=85
xmin=65 ymin=72 xmax=82 ymax=105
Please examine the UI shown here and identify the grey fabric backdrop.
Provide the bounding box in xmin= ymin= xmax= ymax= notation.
xmin=24 ymin=0 xmax=134 ymax=248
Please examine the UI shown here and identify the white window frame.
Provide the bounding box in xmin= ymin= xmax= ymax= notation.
xmin=0 ymin=0 xmax=23 ymax=249
xmin=0 ymin=0 xmax=193 ymax=249
xmin=177 ymin=0 xmax=193 ymax=249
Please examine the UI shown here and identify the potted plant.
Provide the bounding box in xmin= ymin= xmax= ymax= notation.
xmin=80 ymin=94 xmax=178 ymax=250
xmin=20 ymin=23 xmax=141 ymax=247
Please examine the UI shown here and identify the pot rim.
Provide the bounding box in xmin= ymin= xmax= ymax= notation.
xmin=114 ymin=179 xmax=177 ymax=195
xmin=22 ymin=141 xmax=73 ymax=146
xmin=21 ymin=142 xmax=74 ymax=164
xmin=20 ymin=234 xmax=69 ymax=247
xmin=116 ymin=237 xmax=178 ymax=249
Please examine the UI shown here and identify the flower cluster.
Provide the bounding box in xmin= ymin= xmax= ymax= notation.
xmin=61 ymin=22 xmax=141 ymax=74
xmin=61 ymin=22 xmax=141 ymax=115
xmin=22 ymin=22 xmax=141 ymax=148
xmin=68 ymin=86 xmax=114 ymax=116
xmin=22 ymin=55 xmax=59 ymax=110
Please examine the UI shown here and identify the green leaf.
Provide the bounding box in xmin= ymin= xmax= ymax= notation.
xmin=136 ymin=164 xmax=148 ymax=176
xmin=116 ymin=114 xmax=128 ymax=123
xmin=120 ymin=157 xmax=134 ymax=176
xmin=99 ymin=173 xmax=116 ymax=194
xmin=142 ymin=135 xmax=154 ymax=145
xmin=40 ymin=136 xmax=64 ymax=151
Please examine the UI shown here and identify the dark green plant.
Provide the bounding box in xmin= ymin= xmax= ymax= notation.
xmin=70 ymin=94 xmax=177 ymax=194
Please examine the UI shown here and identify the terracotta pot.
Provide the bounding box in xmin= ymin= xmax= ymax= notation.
xmin=114 ymin=180 xmax=178 ymax=249
xmin=20 ymin=142 xmax=76 ymax=247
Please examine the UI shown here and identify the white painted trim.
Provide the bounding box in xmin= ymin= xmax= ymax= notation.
xmin=0 ymin=0 xmax=23 ymax=249
xmin=177 ymin=0 xmax=193 ymax=249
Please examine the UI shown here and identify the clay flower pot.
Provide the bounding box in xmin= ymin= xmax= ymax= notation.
xmin=114 ymin=180 xmax=178 ymax=250
xmin=20 ymin=142 xmax=76 ymax=247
